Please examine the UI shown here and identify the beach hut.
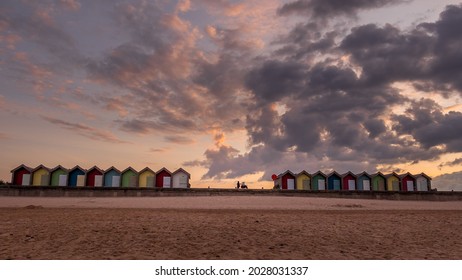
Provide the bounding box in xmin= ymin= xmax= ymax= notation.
xmin=385 ymin=172 xmax=400 ymax=191
xmin=172 ymin=168 xmax=191 ymax=188
xmin=50 ymin=165 xmax=68 ymax=186
xmin=138 ymin=167 xmax=155 ymax=187
xmin=68 ymin=165 xmax=86 ymax=187
xmin=296 ymin=170 xmax=311 ymax=190
xmin=414 ymin=173 xmax=431 ymax=191
xmin=327 ymin=171 xmax=342 ymax=190
xmin=399 ymin=172 xmax=416 ymax=192
xmin=121 ymin=167 xmax=138 ymax=188
xmin=103 ymin=166 xmax=121 ymax=187
xmin=156 ymin=167 xmax=172 ymax=188
xmin=10 ymin=164 xmax=32 ymax=186
xmin=311 ymin=171 xmax=327 ymax=191
xmin=85 ymin=166 xmax=103 ymax=187
xmin=341 ymin=171 xmax=357 ymax=191
xmin=31 ymin=165 xmax=51 ymax=186
xmin=279 ymin=170 xmax=296 ymax=190
xmin=371 ymin=172 xmax=386 ymax=191
xmin=356 ymin=172 xmax=372 ymax=191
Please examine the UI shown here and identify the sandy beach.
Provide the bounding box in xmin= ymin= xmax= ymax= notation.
xmin=0 ymin=196 xmax=461 ymax=259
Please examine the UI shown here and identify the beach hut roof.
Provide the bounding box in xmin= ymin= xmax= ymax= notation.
xmin=172 ymin=168 xmax=191 ymax=178
xmin=279 ymin=170 xmax=296 ymax=177
xmin=355 ymin=171 xmax=371 ymax=178
xmin=139 ymin=167 xmax=155 ymax=174
xmin=69 ymin=165 xmax=86 ymax=173
xmin=327 ymin=171 xmax=342 ymax=178
xmin=50 ymin=165 xmax=68 ymax=172
xmin=156 ymin=167 xmax=172 ymax=174
xmin=370 ymin=171 xmax=386 ymax=178
xmin=341 ymin=171 xmax=357 ymax=178
xmin=86 ymin=165 xmax=103 ymax=173
xmin=398 ymin=172 xmax=416 ymax=179
xmin=104 ymin=166 xmax=121 ymax=174
xmin=297 ymin=170 xmax=311 ymax=177
xmin=385 ymin=172 xmax=400 ymax=179
xmin=121 ymin=166 xmax=138 ymax=174
xmin=312 ymin=171 xmax=327 ymax=178
xmin=413 ymin=172 xmax=432 ymax=180
xmin=10 ymin=164 xmax=32 ymax=173
xmin=32 ymin=164 xmax=50 ymax=173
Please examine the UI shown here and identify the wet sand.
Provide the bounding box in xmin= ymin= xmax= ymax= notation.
xmin=0 ymin=196 xmax=461 ymax=259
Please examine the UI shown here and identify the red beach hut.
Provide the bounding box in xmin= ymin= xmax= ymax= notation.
xmin=279 ymin=170 xmax=296 ymax=190
xmin=341 ymin=171 xmax=357 ymax=191
xmin=400 ymin=173 xmax=416 ymax=192
xmin=156 ymin=167 xmax=172 ymax=188
xmin=11 ymin=164 xmax=32 ymax=186
xmin=85 ymin=166 xmax=104 ymax=187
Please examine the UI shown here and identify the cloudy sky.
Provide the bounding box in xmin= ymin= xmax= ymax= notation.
xmin=1 ymin=0 xmax=462 ymax=189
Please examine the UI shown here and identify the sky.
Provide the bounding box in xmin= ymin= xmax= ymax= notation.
xmin=1 ymin=0 xmax=462 ymax=190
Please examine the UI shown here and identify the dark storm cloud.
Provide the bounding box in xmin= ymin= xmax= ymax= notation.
xmin=363 ymin=119 xmax=387 ymax=139
xmin=392 ymin=99 xmax=462 ymax=152
xmin=340 ymin=4 xmax=462 ymax=93
xmin=340 ymin=23 xmax=435 ymax=85
xmin=198 ymin=4 xmax=462 ymax=180
xmin=245 ymin=60 xmax=307 ymax=104
xmin=277 ymin=0 xmax=406 ymax=18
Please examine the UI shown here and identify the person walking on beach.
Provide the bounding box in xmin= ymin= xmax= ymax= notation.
xmin=236 ymin=181 xmax=240 ymax=189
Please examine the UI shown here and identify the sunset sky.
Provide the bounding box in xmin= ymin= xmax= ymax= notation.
xmin=1 ymin=0 xmax=462 ymax=189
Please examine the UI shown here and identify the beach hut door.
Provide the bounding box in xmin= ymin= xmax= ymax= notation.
xmin=419 ymin=180 xmax=427 ymax=191
xmin=146 ymin=176 xmax=155 ymax=187
xmin=129 ymin=176 xmax=137 ymax=187
xmin=22 ymin=174 xmax=30 ymax=186
xmin=58 ymin=175 xmax=67 ymax=186
xmin=333 ymin=180 xmax=340 ymax=190
xmin=407 ymin=181 xmax=414 ymax=192
xmin=94 ymin=175 xmax=103 ymax=187
xmin=302 ymin=179 xmax=310 ymax=190
xmin=163 ymin=176 xmax=171 ymax=188
xmin=392 ymin=181 xmax=399 ymax=191
xmin=348 ymin=180 xmax=355 ymax=191
xmin=363 ymin=180 xmax=370 ymax=191
xmin=77 ymin=175 xmax=85 ymax=186
xmin=318 ymin=179 xmax=325 ymax=190
xmin=180 ymin=176 xmax=188 ymax=188
xmin=287 ymin=179 xmax=295 ymax=190
xmin=112 ymin=176 xmax=120 ymax=187
xmin=40 ymin=175 xmax=49 ymax=186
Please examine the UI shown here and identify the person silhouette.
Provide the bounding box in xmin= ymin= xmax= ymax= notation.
xmin=237 ymin=181 xmax=240 ymax=189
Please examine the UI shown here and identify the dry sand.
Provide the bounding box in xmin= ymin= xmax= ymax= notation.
xmin=0 ymin=196 xmax=461 ymax=259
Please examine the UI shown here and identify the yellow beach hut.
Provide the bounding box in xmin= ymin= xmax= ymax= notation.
xmin=296 ymin=170 xmax=311 ymax=190
xmin=31 ymin=165 xmax=51 ymax=186
xmin=385 ymin=172 xmax=400 ymax=191
xmin=138 ymin=167 xmax=155 ymax=188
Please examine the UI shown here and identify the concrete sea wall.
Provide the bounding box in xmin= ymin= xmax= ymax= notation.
xmin=0 ymin=186 xmax=461 ymax=201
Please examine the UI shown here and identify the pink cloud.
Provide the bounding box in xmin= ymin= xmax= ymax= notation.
xmin=59 ymin=0 xmax=81 ymax=11
xmin=42 ymin=116 xmax=130 ymax=144
xmin=0 ymin=33 xmax=21 ymax=50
